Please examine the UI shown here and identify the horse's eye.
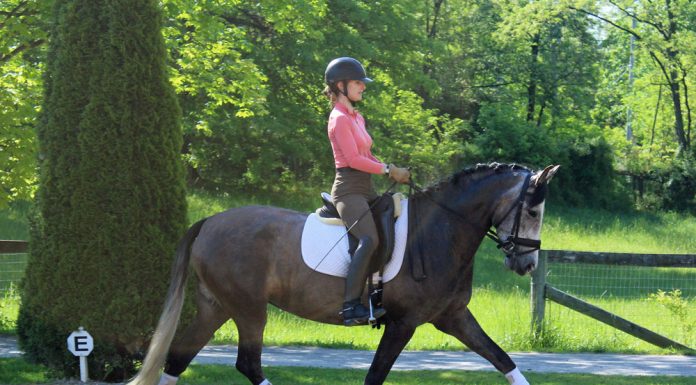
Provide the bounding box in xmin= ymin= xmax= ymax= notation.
xmin=529 ymin=210 xmax=538 ymax=218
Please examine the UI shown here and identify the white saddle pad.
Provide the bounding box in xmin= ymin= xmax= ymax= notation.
xmin=301 ymin=199 xmax=408 ymax=283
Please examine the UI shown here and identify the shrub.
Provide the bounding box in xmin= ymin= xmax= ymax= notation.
xmin=661 ymin=155 xmax=696 ymax=214
xmin=17 ymin=0 xmax=187 ymax=380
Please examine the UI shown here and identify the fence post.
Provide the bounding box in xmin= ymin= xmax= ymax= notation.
xmin=530 ymin=249 xmax=547 ymax=336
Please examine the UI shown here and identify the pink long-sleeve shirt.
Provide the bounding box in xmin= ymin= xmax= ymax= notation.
xmin=327 ymin=102 xmax=384 ymax=174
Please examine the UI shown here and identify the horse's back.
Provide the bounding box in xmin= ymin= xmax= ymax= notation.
xmin=189 ymin=206 xmax=302 ymax=284
xmin=192 ymin=205 xmax=306 ymax=258
xmin=190 ymin=205 xmax=345 ymax=323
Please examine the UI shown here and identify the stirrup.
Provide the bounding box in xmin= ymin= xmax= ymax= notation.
xmin=340 ymin=302 xmax=371 ymax=326
xmin=368 ymin=296 xmax=386 ymax=325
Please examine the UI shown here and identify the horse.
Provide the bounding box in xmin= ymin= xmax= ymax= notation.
xmin=127 ymin=162 xmax=560 ymax=385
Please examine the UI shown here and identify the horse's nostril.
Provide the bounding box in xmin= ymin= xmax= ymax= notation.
xmin=526 ymin=263 xmax=536 ymax=273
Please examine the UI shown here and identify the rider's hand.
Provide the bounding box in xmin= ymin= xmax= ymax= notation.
xmin=388 ymin=164 xmax=411 ymax=184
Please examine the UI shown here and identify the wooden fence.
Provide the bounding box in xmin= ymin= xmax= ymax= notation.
xmin=0 ymin=240 xmax=29 ymax=292
xmin=0 ymin=240 xmax=28 ymax=253
xmin=531 ymin=249 xmax=695 ymax=353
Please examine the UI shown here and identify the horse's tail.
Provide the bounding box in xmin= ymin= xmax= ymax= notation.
xmin=127 ymin=218 xmax=207 ymax=385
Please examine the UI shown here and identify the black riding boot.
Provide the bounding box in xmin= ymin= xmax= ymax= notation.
xmin=342 ymin=238 xmax=386 ymax=326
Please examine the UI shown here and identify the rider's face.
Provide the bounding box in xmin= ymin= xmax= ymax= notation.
xmin=347 ymin=80 xmax=366 ymax=102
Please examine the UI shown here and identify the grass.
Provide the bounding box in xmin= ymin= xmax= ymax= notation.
xmin=186 ymin=188 xmax=317 ymax=224
xmin=0 ymin=285 xmax=20 ymax=335
xmin=208 ymin=285 xmax=695 ymax=354
xmin=0 ymin=359 xmax=693 ymax=385
xmin=2 ymin=193 xmax=696 ymax=355
xmin=542 ymin=204 xmax=696 ymax=254
xmin=0 ymin=358 xmax=49 ymax=384
xmin=177 ymin=365 xmax=696 ymax=385
xmin=0 ymin=201 xmax=30 ymax=241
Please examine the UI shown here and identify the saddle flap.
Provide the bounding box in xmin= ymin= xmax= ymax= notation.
xmin=300 ymin=199 xmax=409 ymax=284
xmin=371 ymin=194 xmax=397 ymax=269
xmin=313 ymin=192 xmax=403 ymax=271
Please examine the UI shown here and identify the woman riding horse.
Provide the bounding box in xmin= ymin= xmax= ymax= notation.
xmin=323 ymin=57 xmax=410 ymax=326
xmin=127 ymin=162 xmax=559 ymax=385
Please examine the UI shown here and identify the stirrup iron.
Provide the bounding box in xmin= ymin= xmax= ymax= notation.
xmin=368 ymin=296 xmax=377 ymax=325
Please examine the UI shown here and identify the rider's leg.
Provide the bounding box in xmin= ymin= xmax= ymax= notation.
xmin=335 ymin=195 xmax=385 ymax=326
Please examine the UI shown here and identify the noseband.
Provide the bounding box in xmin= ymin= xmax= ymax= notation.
xmin=487 ymin=172 xmax=541 ymax=259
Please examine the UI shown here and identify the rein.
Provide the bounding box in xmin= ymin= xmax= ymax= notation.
xmin=408 ymin=171 xmax=541 ymax=259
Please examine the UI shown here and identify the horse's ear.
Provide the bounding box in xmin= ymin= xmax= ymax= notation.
xmin=532 ymin=165 xmax=560 ymax=187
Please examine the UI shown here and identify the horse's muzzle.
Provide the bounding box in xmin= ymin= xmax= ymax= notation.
xmin=505 ymin=255 xmax=537 ymax=276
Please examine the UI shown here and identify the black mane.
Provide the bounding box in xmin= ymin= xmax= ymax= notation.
xmin=414 ymin=162 xmax=532 ymax=198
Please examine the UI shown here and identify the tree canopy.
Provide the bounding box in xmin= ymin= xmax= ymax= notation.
xmin=2 ymin=0 xmax=696 ymax=211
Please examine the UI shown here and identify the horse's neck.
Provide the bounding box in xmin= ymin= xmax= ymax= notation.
xmin=413 ymin=171 xmax=522 ymax=256
xmin=421 ymin=177 xmax=504 ymax=227
xmin=411 ymin=186 xmax=492 ymax=265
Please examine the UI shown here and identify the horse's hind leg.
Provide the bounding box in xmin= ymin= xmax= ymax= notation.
xmin=432 ymin=306 xmax=529 ymax=385
xmin=232 ymin=302 xmax=270 ymax=385
xmin=163 ymin=289 xmax=231 ymax=378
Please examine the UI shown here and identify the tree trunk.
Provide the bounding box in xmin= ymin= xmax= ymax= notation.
xmin=527 ymin=33 xmax=540 ymax=122
xmin=668 ymin=67 xmax=688 ymax=152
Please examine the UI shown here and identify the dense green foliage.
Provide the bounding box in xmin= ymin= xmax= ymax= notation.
xmin=1 ymin=0 xmax=695 ymax=211
xmin=16 ymin=0 xmax=187 ymax=380
xmin=0 ymin=0 xmax=47 ymax=206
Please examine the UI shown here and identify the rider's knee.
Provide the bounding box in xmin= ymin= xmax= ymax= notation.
xmin=358 ymin=236 xmax=379 ymax=255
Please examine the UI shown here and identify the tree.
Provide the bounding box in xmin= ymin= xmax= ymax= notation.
xmin=0 ymin=0 xmax=49 ymax=206
xmin=160 ymin=0 xmax=463 ymax=192
xmin=571 ymin=0 xmax=695 ymax=154
xmin=18 ymin=0 xmax=187 ymax=380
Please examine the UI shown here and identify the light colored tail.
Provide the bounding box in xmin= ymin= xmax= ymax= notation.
xmin=127 ymin=219 xmax=207 ymax=385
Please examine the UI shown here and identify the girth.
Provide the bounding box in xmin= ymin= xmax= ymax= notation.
xmin=315 ymin=192 xmax=401 ymax=271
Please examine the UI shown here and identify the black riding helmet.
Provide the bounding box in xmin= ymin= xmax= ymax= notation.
xmin=324 ymin=57 xmax=372 ymax=102
xmin=325 ymin=57 xmax=373 ymax=84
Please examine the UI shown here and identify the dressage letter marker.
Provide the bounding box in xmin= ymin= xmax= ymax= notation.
xmin=67 ymin=327 xmax=93 ymax=382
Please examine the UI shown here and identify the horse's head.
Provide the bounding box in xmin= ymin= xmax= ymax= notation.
xmin=491 ymin=165 xmax=560 ymax=276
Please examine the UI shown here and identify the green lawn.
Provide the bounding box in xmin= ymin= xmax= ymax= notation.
xmin=0 ymin=359 xmax=693 ymax=385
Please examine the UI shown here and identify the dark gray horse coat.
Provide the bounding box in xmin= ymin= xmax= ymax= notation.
xmin=127 ymin=163 xmax=559 ymax=385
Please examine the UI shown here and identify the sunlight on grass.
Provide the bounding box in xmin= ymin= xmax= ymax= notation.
xmin=542 ymin=205 xmax=696 ymax=253
xmin=0 ymin=285 xmax=20 ymax=334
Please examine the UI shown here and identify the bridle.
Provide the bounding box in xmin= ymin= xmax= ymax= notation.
xmin=409 ymin=171 xmax=542 ymax=260
xmin=487 ymin=172 xmax=541 ymax=258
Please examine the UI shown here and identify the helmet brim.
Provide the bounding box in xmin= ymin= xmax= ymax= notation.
xmin=362 ymin=77 xmax=373 ymax=83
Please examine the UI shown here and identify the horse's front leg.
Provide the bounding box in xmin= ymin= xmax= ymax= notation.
xmin=432 ymin=307 xmax=529 ymax=385
xmin=364 ymin=319 xmax=416 ymax=385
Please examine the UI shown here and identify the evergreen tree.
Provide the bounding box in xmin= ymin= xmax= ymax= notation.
xmin=18 ymin=0 xmax=187 ymax=380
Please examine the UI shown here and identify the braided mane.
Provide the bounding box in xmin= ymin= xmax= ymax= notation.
xmin=414 ymin=162 xmax=532 ymax=197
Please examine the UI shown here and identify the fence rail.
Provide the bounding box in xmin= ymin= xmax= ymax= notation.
xmin=543 ymin=249 xmax=696 ymax=267
xmin=0 ymin=240 xmax=28 ymax=253
xmin=531 ymin=249 xmax=695 ymax=353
